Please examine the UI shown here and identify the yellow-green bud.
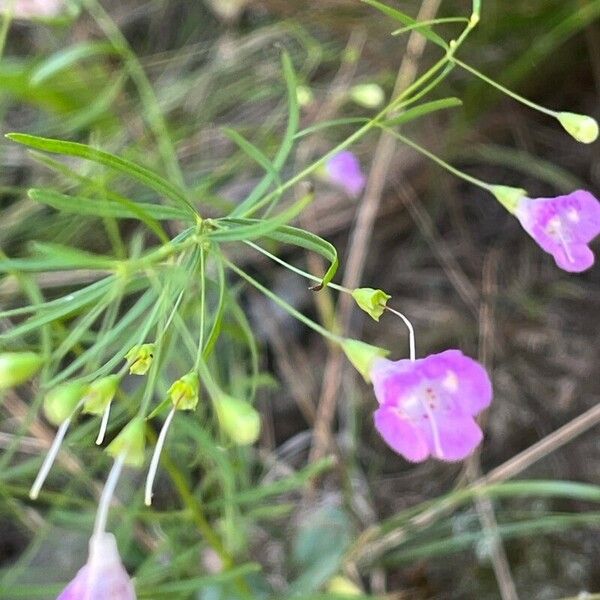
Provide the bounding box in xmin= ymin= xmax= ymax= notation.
xmin=557 ymin=112 xmax=598 ymax=144
xmin=44 ymin=381 xmax=85 ymax=426
xmin=351 ymin=288 xmax=391 ymax=322
xmin=490 ymin=185 xmax=527 ymax=214
xmin=0 ymin=351 xmax=43 ymax=389
xmin=214 ymin=395 xmax=260 ymax=445
xmin=327 ymin=575 xmax=362 ymax=596
xmin=168 ymin=372 xmax=199 ymax=411
xmin=82 ymin=375 xmax=120 ymax=415
xmin=296 ymin=85 xmax=314 ymax=108
xmin=340 ymin=339 xmax=389 ymax=382
xmin=349 ymin=83 xmax=385 ymax=109
xmin=125 ymin=343 xmax=155 ymax=375
xmin=106 ymin=417 xmax=146 ymax=467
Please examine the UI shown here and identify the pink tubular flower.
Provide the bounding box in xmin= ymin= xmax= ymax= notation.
xmin=515 ymin=190 xmax=600 ymax=273
xmin=371 ymin=350 xmax=492 ymax=462
xmin=325 ymin=151 xmax=366 ymax=197
xmin=4 ymin=0 xmax=64 ymax=18
xmin=57 ymin=533 xmax=136 ymax=600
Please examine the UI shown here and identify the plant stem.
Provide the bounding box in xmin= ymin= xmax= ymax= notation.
xmin=451 ymin=56 xmax=557 ymax=117
xmin=224 ymin=259 xmax=343 ymax=345
xmin=382 ymin=127 xmax=491 ymax=190
xmin=244 ymin=240 xmax=351 ymax=294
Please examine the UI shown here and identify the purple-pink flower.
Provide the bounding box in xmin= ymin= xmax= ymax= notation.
xmin=325 ymin=151 xmax=366 ymax=197
xmin=515 ymin=190 xmax=600 ymax=273
xmin=4 ymin=0 xmax=64 ymax=18
xmin=371 ymin=350 xmax=492 ymax=462
xmin=57 ymin=533 xmax=136 ymax=600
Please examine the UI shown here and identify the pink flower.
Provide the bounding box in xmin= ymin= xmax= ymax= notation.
xmin=4 ymin=0 xmax=64 ymax=18
xmin=325 ymin=151 xmax=366 ymax=197
xmin=515 ymin=190 xmax=600 ymax=273
xmin=371 ymin=350 xmax=492 ymax=462
xmin=57 ymin=533 xmax=136 ymax=600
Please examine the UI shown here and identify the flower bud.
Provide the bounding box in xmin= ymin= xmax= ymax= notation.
xmin=0 ymin=351 xmax=43 ymax=389
xmin=327 ymin=575 xmax=362 ymax=595
xmin=351 ymin=288 xmax=391 ymax=322
xmin=349 ymin=83 xmax=385 ymax=109
xmin=557 ymin=112 xmax=599 ymax=144
xmin=82 ymin=375 xmax=120 ymax=415
xmin=125 ymin=344 xmax=155 ymax=375
xmin=57 ymin=532 xmax=136 ymax=600
xmin=44 ymin=381 xmax=85 ymax=426
xmin=106 ymin=418 xmax=146 ymax=467
xmin=340 ymin=339 xmax=389 ymax=382
xmin=296 ymin=84 xmax=314 ymax=108
xmin=214 ymin=395 xmax=260 ymax=445
xmin=490 ymin=185 xmax=527 ymax=214
xmin=167 ymin=372 xmax=199 ymax=411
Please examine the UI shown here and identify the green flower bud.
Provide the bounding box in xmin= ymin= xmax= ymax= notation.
xmin=351 ymin=288 xmax=391 ymax=322
xmin=214 ymin=395 xmax=260 ymax=445
xmin=327 ymin=575 xmax=362 ymax=596
xmin=296 ymin=85 xmax=314 ymax=108
xmin=106 ymin=417 xmax=146 ymax=467
xmin=557 ymin=112 xmax=599 ymax=144
xmin=0 ymin=351 xmax=43 ymax=389
xmin=82 ymin=375 xmax=120 ymax=415
xmin=490 ymin=185 xmax=527 ymax=214
xmin=168 ymin=372 xmax=199 ymax=411
xmin=340 ymin=339 xmax=389 ymax=382
xmin=125 ymin=343 xmax=155 ymax=375
xmin=44 ymin=381 xmax=85 ymax=426
xmin=350 ymin=83 xmax=385 ymax=109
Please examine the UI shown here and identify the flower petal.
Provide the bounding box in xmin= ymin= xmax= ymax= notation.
xmin=374 ymin=404 xmax=430 ymax=462
xmin=420 ymin=414 xmax=484 ymax=461
xmin=552 ymin=242 xmax=595 ymax=272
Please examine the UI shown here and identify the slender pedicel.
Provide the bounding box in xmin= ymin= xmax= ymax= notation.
xmin=144 ymin=407 xmax=175 ymax=506
xmin=30 ymin=417 xmax=72 ymax=500
xmin=384 ymin=305 xmax=416 ymax=362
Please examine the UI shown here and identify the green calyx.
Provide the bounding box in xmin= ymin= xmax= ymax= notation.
xmin=490 ymin=185 xmax=527 ymax=214
xmin=351 ymin=287 xmax=391 ymax=322
xmin=168 ymin=372 xmax=200 ymax=411
xmin=340 ymin=339 xmax=389 ymax=382
xmin=125 ymin=343 xmax=156 ymax=375
xmin=82 ymin=375 xmax=120 ymax=415
xmin=106 ymin=417 xmax=146 ymax=467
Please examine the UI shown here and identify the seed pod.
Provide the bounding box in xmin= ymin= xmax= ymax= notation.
xmin=0 ymin=352 xmax=43 ymax=389
xmin=44 ymin=381 xmax=85 ymax=426
xmin=214 ymin=395 xmax=260 ymax=446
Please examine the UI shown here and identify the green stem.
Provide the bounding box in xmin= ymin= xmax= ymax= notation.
xmin=244 ymin=240 xmax=352 ymax=294
xmin=194 ymin=246 xmax=206 ymax=371
xmin=451 ymin=56 xmax=557 ymax=117
xmin=382 ymin=127 xmax=491 ymax=191
xmin=392 ymin=17 xmax=470 ymax=37
xmin=224 ymin=258 xmax=342 ymax=345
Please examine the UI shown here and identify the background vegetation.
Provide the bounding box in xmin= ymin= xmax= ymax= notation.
xmin=0 ymin=1 xmax=599 ymax=598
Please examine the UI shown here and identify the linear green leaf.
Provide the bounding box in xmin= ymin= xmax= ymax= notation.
xmin=383 ymin=97 xmax=462 ymax=127
xmin=29 ymin=189 xmax=188 ymax=222
xmin=209 ymin=190 xmax=313 ymax=243
xmin=223 ymin=127 xmax=281 ymax=188
xmin=30 ymin=41 xmax=117 ymax=85
xmin=6 ymin=133 xmax=196 ymax=216
xmin=361 ymin=0 xmax=448 ymax=49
